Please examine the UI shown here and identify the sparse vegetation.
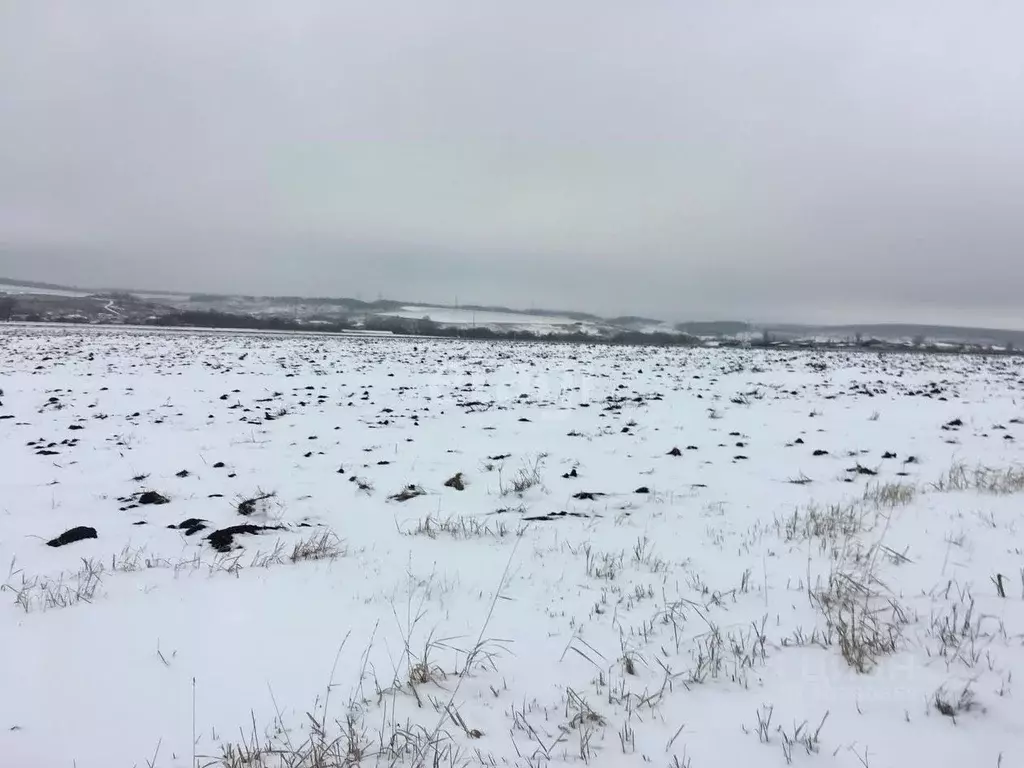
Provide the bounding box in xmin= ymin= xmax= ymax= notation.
xmin=4 ymin=328 xmax=1024 ymax=767
xmin=933 ymin=683 xmax=978 ymax=723
xmin=289 ymin=530 xmax=346 ymax=562
xmin=811 ymin=560 xmax=908 ymax=672
xmin=400 ymin=514 xmax=525 ymax=540
xmin=498 ymin=454 xmax=546 ymax=496
xmin=389 ymin=484 xmax=426 ymax=502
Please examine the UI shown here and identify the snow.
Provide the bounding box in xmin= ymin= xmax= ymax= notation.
xmin=1 ymin=325 xmax=1023 ymax=768
xmin=382 ymin=305 xmax=597 ymax=333
xmin=0 ymin=284 xmax=93 ymax=298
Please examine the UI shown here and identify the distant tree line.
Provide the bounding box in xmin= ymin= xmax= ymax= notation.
xmin=4 ymin=302 xmax=1022 ymax=355
xmin=135 ymin=308 xmax=701 ymax=346
xmin=361 ymin=314 xmax=700 ymax=346
xmin=146 ymin=310 xmax=354 ymax=333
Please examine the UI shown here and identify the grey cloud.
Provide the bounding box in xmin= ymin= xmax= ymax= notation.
xmin=2 ymin=1 xmax=1023 ymax=326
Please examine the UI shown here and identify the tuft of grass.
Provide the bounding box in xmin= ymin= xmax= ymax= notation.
xmin=776 ymin=711 xmax=830 ymax=764
xmin=810 ymin=550 xmax=908 ymax=673
xmin=388 ymin=484 xmax=426 ymax=503
xmin=971 ymin=465 xmax=1024 ymax=494
xmin=290 ymin=530 xmax=346 ymax=563
xmin=583 ymin=545 xmax=624 ymax=581
xmin=499 ymin=454 xmax=546 ymax=496
xmin=4 ymin=529 xmax=347 ymax=613
xmin=631 ymin=536 xmax=669 ymax=573
xmin=925 ymin=586 xmax=993 ymax=669
xmin=932 ymin=462 xmax=1024 ymax=495
xmin=933 ymin=683 xmax=978 ymax=723
xmin=407 ymin=632 xmax=448 ymax=688
xmin=932 ymin=461 xmax=971 ymax=492
xmin=2 ymin=557 xmax=103 ymax=612
xmin=862 ymin=480 xmax=917 ymax=508
xmin=400 ymin=514 xmax=525 ymax=540
xmin=206 ymin=536 xmax=520 ymax=768
xmin=776 ymin=501 xmax=874 ymax=555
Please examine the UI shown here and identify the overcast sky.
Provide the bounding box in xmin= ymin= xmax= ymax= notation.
xmin=2 ymin=2 xmax=1023 ymax=327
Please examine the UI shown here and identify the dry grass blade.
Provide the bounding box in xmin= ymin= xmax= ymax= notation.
xmin=290 ymin=530 xmax=347 ymax=563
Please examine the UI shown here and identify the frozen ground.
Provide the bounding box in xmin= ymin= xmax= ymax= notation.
xmin=380 ymin=306 xmax=612 ymax=336
xmin=383 ymin=306 xmax=586 ymax=326
xmin=1 ymin=325 xmax=1022 ymax=768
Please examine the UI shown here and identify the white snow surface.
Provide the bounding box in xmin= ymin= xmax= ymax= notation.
xmin=381 ymin=306 xmax=604 ymax=335
xmin=0 ymin=284 xmax=93 ymax=298
xmin=1 ymin=325 xmax=1023 ymax=768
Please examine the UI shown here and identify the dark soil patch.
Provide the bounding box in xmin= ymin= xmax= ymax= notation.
xmin=444 ymin=473 xmax=466 ymax=491
xmin=47 ymin=526 xmax=97 ymax=547
xmin=523 ymin=510 xmax=592 ymax=522
xmin=169 ymin=518 xmax=208 ymax=535
xmin=572 ymin=491 xmax=606 ymax=500
xmin=207 ymin=524 xmax=282 ymax=553
xmin=237 ymin=492 xmax=276 ymax=516
xmin=139 ymin=491 xmax=170 ymax=505
xmin=848 ymin=464 xmax=878 ymax=476
xmin=389 ymin=485 xmax=426 ymax=502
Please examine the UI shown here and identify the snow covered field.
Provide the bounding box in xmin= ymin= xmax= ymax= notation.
xmin=381 ymin=306 xmax=604 ymax=335
xmin=1 ymin=326 xmax=1023 ymax=768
